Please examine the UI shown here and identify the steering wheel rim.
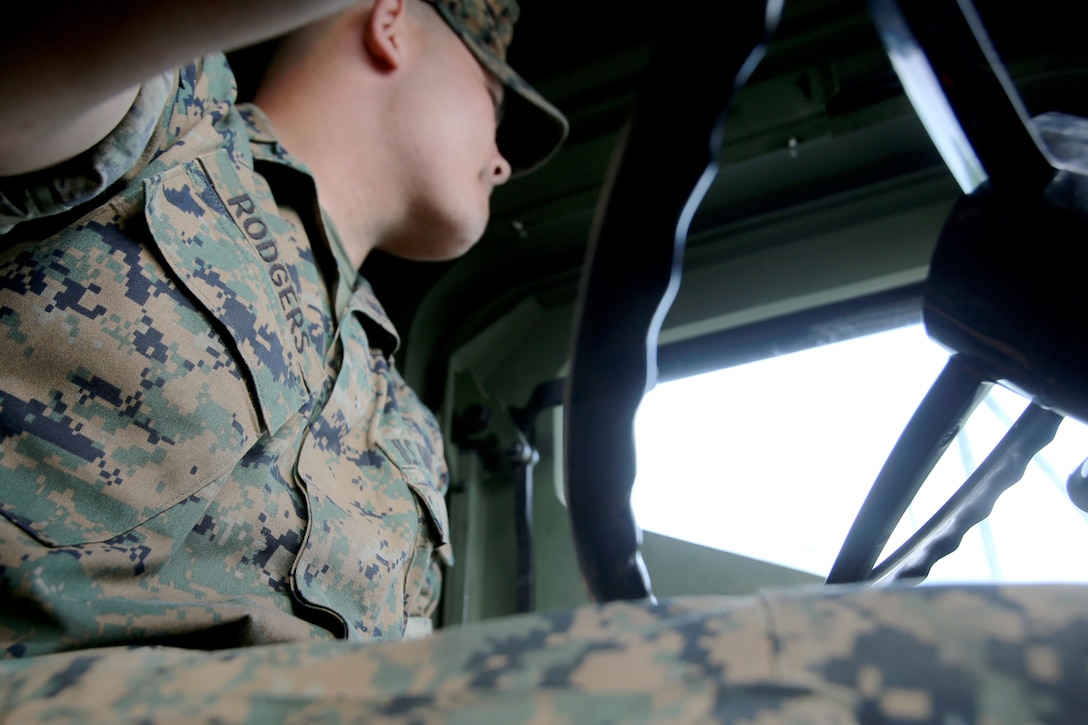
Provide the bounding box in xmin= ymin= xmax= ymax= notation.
xmin=563 ymin=0 xmax=785 ymax=603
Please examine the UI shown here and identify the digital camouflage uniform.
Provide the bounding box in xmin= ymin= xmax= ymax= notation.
xmin=0 ymin=54 xmax=452 ymax=655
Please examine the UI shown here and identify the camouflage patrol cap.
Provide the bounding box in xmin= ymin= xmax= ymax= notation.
xmin=423 ymin=0 xmax=569 ymax=174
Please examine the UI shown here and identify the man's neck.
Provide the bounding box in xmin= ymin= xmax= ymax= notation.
xmin=254 ymin=77 xmax=388 ymax=271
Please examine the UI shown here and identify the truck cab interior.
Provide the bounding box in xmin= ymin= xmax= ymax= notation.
xmin=351 ymin=0 xmax=1088 ymax=626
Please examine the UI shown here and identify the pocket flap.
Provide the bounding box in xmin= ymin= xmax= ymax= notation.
xmin=379 ymin=439 xmax=451 ymax=552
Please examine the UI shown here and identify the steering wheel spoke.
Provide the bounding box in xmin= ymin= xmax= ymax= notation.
xmin=870 ymin=403 xmax=1064 ymax=584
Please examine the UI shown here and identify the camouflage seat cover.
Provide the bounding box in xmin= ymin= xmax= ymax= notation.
xmin=1 ymin=583 xmax=1086 ymax=723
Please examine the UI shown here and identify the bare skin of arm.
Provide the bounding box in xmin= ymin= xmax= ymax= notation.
xmin=0 ymin=0 xmax=362 ymax=176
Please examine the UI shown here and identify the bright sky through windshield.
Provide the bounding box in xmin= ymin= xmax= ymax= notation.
xmin=632 ymin=324 xmax=1088 ymax=583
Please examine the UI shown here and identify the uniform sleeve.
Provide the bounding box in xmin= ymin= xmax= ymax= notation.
xmin=0 ymin=70 xmax=175 ymax=234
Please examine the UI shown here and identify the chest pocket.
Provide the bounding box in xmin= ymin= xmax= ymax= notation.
xmin=0 ymin=151 xmax=312 ymax=546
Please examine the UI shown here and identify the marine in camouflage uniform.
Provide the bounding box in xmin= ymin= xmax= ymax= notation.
xmin=0 ymin=50 xmax=457 ymax=650
xmin=0 ymin=0 xmax=565 ymax=657
xmin=3 ymin=0 xmax=1088 ymax=722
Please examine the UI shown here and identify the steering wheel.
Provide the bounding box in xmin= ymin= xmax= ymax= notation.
xmin=564 ymin=0 xmax=1088 ymax=601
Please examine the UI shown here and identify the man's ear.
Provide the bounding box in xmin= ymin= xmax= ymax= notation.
xmin=363 ymin=0 xmax=410 ymax=70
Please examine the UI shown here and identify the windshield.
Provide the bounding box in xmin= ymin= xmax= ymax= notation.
xmin=633 ymin=323 xmax=1088 ymax=583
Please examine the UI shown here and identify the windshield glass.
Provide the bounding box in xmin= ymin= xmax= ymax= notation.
xmin=632 ymin=323 xmax=1088 ymax=583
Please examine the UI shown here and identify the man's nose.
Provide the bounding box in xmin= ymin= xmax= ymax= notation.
xmin=491 ymin=154 xmax=512 ymax=186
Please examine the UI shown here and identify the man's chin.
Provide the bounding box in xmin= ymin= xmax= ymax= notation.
xmin=378 ymin=210 xmax=490 ymax=262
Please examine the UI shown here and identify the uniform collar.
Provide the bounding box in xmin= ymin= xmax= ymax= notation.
xmin=349 ymin=277 xmax=402 ymax=358
xmin=238 ymin=104 xmax=311 ymax=175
